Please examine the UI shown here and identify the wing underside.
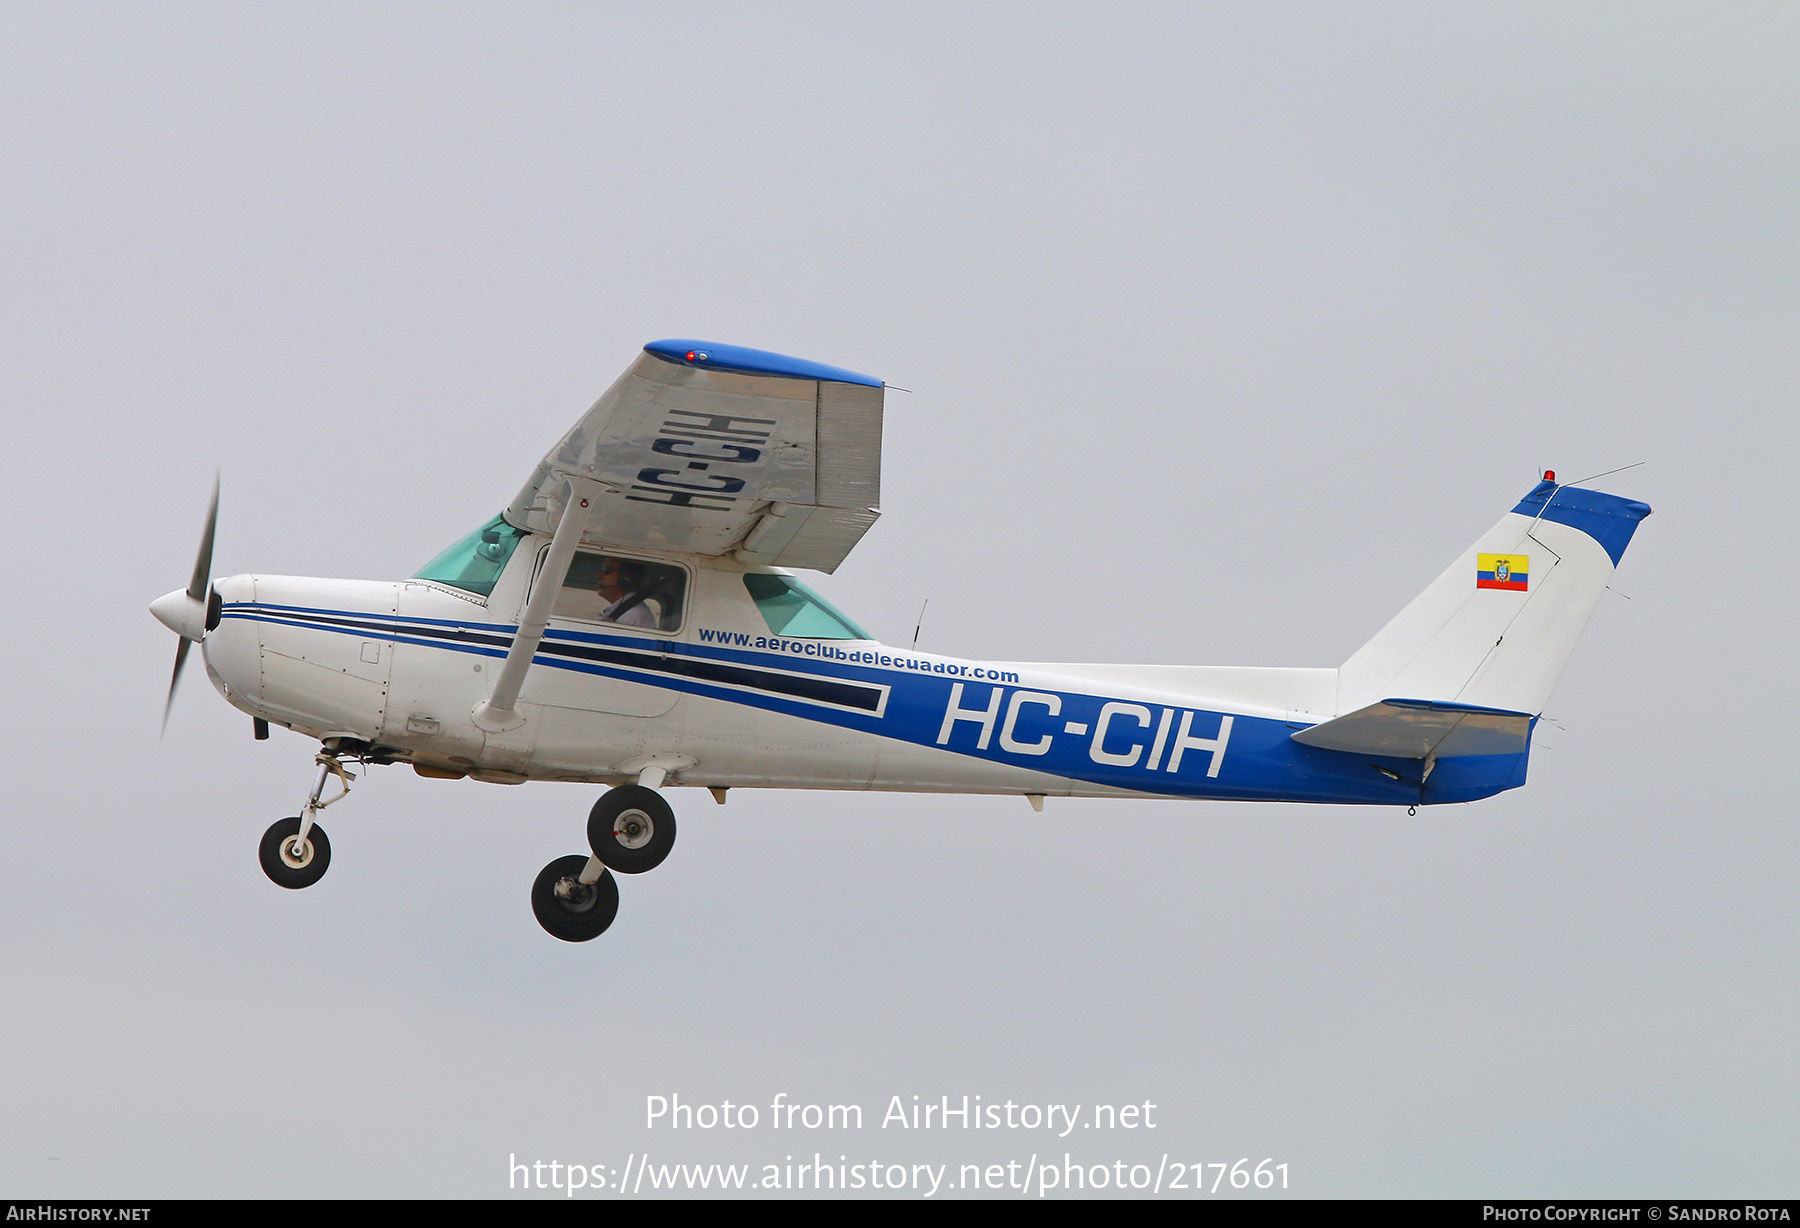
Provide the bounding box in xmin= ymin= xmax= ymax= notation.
xmin=505 ymin=342 xmax=884 ymax=573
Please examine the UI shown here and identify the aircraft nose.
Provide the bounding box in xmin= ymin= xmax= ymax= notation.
xmin=150 ymin=588 xmax=208 ymax=641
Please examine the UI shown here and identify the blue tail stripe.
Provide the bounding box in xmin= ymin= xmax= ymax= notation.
xmin=1511 ymin=481 xmax=1651 ymax=567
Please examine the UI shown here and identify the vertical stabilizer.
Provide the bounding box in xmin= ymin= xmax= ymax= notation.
xmin=1336 ymin=480 xmax=1650 ymax=718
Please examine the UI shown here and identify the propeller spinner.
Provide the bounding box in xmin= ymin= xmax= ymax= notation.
xmin=150 ymin=477 xmax=222 ymax=732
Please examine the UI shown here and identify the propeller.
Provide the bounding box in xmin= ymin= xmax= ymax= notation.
xmin=150 ymin=476 xmax=222 ymax=733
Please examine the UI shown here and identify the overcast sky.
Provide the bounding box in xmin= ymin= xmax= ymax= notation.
xmin=2 ymin=2 xmax=1794 ymax=1199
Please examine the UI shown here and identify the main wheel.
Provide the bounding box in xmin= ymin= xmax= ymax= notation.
xmin=586 ymin=785 xmax=676 ymax=874
xmin=259 ymin=816 xmax=331 ymax=889
xmin=531 ymin=855 xmax=620 ymax=942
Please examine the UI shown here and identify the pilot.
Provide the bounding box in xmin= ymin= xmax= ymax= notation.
xmin=595 ymin=556 xmax=659 ymax=628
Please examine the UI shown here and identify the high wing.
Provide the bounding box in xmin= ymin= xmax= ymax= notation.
xmin=504 ymin=340 xmax=885 ymax=574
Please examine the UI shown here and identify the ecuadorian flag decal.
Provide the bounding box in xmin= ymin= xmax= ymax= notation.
xmin=1477 ymin=553 xmax=1529 ymax=591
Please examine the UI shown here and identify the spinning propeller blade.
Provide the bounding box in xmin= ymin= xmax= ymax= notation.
xmin=158 ymin=476 xmax=220 ymax=735
xmin=162 ymin=638 xmax=190 ymax=736
xmin=188 ymin=476 xmax=219 ymax=605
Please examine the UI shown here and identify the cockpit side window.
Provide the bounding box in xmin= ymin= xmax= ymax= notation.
xmin=412 ymin=516 xmax=527 ymax=598
xmin=743 ymin=574 xmax=870 ymax=640
xmin=552 ymin=551 xmax=686 ymax=632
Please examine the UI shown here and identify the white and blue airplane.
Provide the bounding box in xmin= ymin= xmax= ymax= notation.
xmin=151 ymin=340 xmax=1651 ymax=941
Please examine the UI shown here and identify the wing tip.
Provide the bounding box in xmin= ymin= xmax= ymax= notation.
xmin=643 ymin=339 xmax=883 ymax=388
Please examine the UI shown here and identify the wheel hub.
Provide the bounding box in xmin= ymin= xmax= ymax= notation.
xmin=280 ymin=837 xmax=314 ymax=869
xmin=554 ymin=876 xmax=596 ymax=912
xmin=613 ymin=809 xmax=654 ymax=849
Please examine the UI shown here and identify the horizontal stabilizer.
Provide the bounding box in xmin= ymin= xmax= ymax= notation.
xmin=1291 ymin=698 xmax=1531 ymax=759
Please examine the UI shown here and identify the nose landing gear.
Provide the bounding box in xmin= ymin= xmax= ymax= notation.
xmin=258 ymin=747 xmax=357 ymax=890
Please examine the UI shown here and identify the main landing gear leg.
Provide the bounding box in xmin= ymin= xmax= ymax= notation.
xmin=259 ymin=748 xmax=354 ymax=890
xmin=530 ymin=776 xmax=684 ymax=942
xmin=530 ymin=767 xmax=686 ymax=942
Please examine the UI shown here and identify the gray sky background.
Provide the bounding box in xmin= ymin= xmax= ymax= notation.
xmin=2 ymin=3 xmax=1794 ymax=1199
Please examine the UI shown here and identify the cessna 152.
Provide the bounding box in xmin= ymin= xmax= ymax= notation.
xmin=151 ymin=339 xmax=1651 ymax=942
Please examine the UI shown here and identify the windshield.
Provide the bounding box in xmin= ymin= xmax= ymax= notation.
xmin=412 ymin=515 xmax=527 ymax=598
xmin=743 ymin=573 xmax=871 ymax=640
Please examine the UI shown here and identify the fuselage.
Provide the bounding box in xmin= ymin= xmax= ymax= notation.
xmin=200 ymin=540 xmax=1527 ymax=808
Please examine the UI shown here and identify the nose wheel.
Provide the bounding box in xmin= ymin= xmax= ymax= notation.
xmin=259 ymin=816 xmax=331 ymax=889
xmin=258 ymin=746 xmax=357 ymax=890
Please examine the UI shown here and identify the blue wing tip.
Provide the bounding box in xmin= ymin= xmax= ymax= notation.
xmin=644 ymin=339 xmax=882 ymax=388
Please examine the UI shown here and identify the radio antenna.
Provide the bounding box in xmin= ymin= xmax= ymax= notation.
xmin=1565 ymin=460 xmax=1646 ymax=486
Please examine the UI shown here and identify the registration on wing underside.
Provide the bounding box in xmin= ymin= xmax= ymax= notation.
xmin=506 ymin=350 xmax=884 ymax=572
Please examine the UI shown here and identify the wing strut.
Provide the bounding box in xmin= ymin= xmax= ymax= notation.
xmin=472 ymin=478 xmax=595 ymax=733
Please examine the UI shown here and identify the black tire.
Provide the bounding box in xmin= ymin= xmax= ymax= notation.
xmin=586 ymin=785 xmax=676 ymax=874
xmin=259 ymin=816 xmax=331 ymax=889
xmin=531 ymin=855 xmax=620 ymax=942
